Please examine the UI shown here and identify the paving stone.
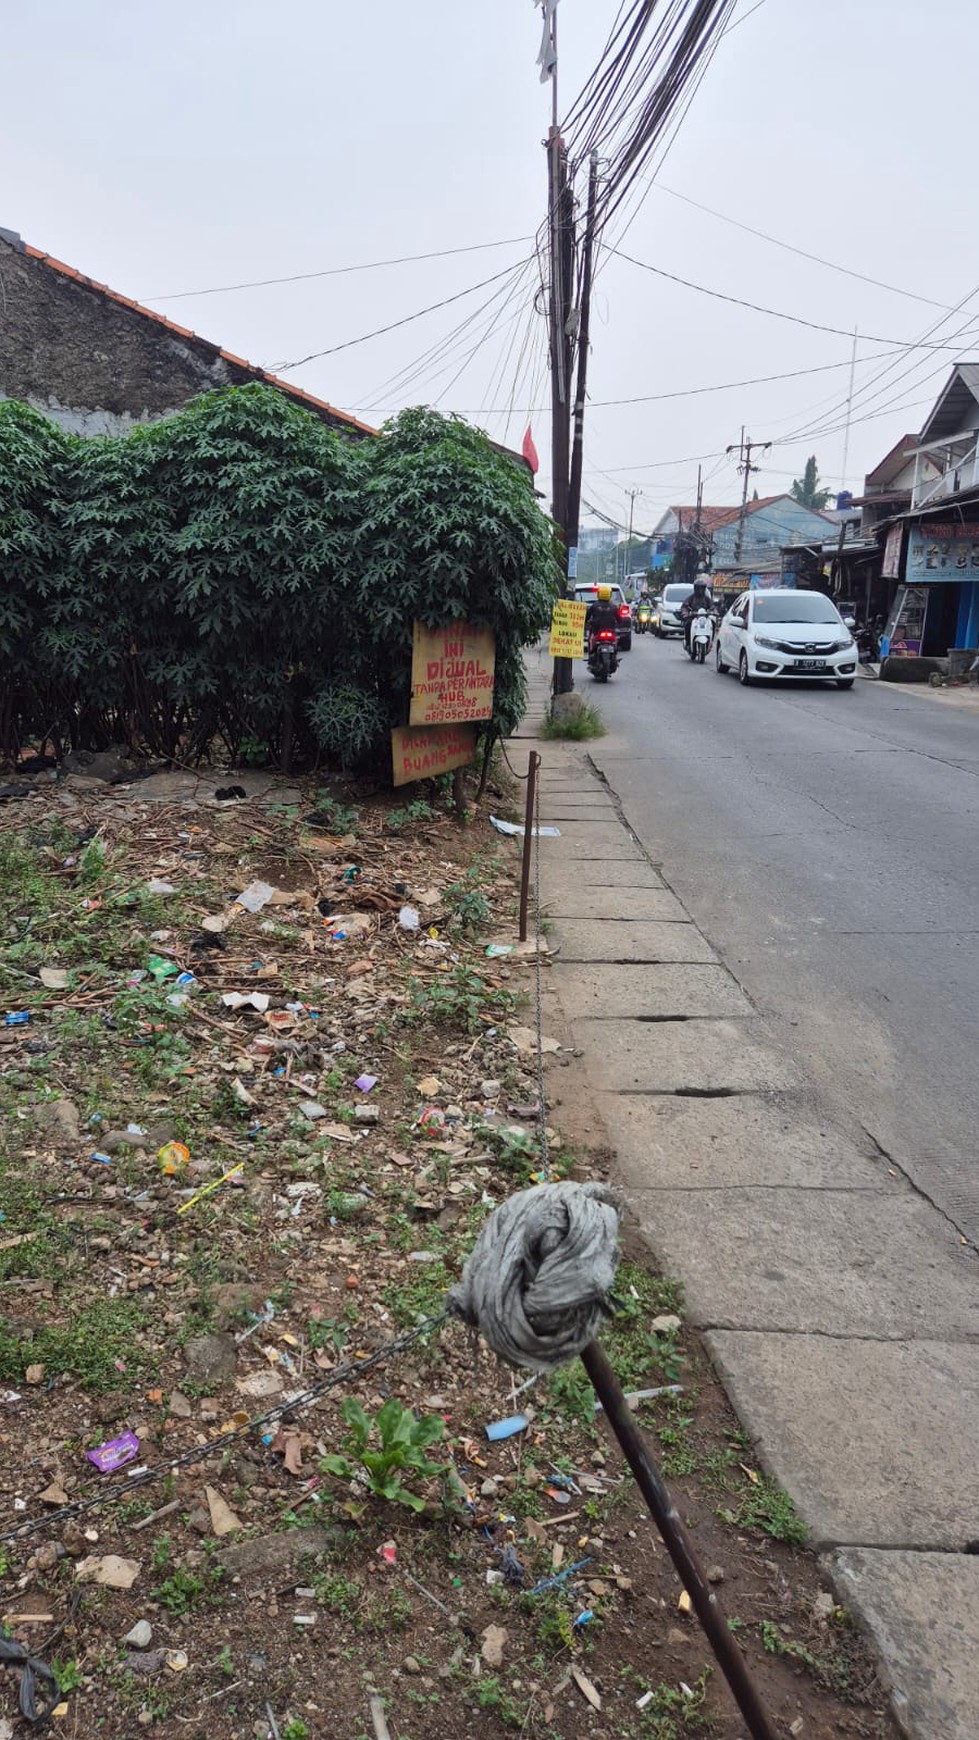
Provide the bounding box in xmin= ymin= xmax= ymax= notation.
xmin=577 ymin=1017 xmax=796 ymax=1092
xmin=705 ymin=1332 xmax=979 ymax=1548
xmin=554 ymin=921 xmax=716 ymax=963
xmin=555 ymin=961 xmax=752 ymax=1018
xmin=827 ymin=1549 xmax=979 ymax=1739
xmin=547 ymin=887 xmax=689 ymax=922
xmin=631 ymin=1187 xmax=979 ymax=1337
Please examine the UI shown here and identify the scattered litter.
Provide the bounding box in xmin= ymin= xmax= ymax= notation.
xmin=377 ymin=1540 xmax=397 ymax=1566
xmin=417 ymin=1075 xmax=440 ymax=1096
xmin=573 ymin=1609 xmax=595 ymax=1629
xmin=417 ymin=1107 xmax=446 ymax=1136
xmin=490 ymin=815 xmax=561 ymax=838
xmin=480 ymin=1624 xmax=507 ymax=1668
xmin=509 ymin=1026 xmax=560 ymax=1056
xmin=485 ymin=943 xmax=513 ymax=958
xmin=222 ymin=991 xmax=271 ymax=1013
xmin=678 ymin=1590 xmax=693 ymax=1615
xmin=205 ymin=1485 xmax=243 ymax=1537
xmin=146 ymin=955 xmax=178 ymax=981
xmin=570 ymin=1665 xmax=602 ymax=1712
xmin=38 ymin=967 xmax=69 ymax=990
xmin=354 ymin=1074 xmax=378 ymax=1093
xmin=76 ymin=1554 xmax=141 ymax=1590
xmin=157 ymin=1141 xmax=191 ymax=1178
xmin=369 ymin=1692 xmax=392 ymax=1740
xmin=86 ymin=1431 xmax=140 ymax=1474
xmin=176 ymin=1162 xmax=244 ymax=1215
xmin=235 ymin=880 xmax=277 ymax=914
xmin=146 ymin=878 xmax=177 ymax=895
xmin=165 ymin=1650 xmax=189 ymax=1672
xmin=636 ymin=1690 xmax=654 ymax=1711
xmin=4 ymin=1012 xmax=29 ymax=1026
xmin=0 ymin=1636 xmax=61 ymax=1726
xmin=299 ymin=1101 xmax=328 ymax=1121
xmin=594 ymin=1384 xmax=683 ymax=1412
xmin=485 ymin=1414 xmax=528 ymax=1442
xmin=91 ymin=1151 xmax=113 ymax=1166
xmin=530 ymin=1558 xmax=592 ymax=1596
xmin=214 ymin=785 xmax=247 ymax=802
xmin=398 ymin=905 xmax=420 ymax=930
xmin=200 ymin=914 xmax=229 ymax=934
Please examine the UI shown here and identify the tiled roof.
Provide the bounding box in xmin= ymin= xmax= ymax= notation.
xmin=19 ymin=241 xmax=378 ymax=438
xmin=669 ymin=495 xmax=784 ymax=534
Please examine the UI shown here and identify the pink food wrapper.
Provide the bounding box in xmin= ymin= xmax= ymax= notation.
xmin=86 ymin=1430 xmax=140 ymax=1473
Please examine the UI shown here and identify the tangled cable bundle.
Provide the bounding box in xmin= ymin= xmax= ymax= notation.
xmin=449 ymin=1180 xmax=621 ymax=1371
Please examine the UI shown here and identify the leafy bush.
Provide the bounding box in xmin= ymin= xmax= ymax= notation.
xmin=0 ymin=391 xmax=558 ymax=773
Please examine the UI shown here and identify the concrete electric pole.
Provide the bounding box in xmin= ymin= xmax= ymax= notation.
xmin=726 ymin=429 xmax=771 ymax=566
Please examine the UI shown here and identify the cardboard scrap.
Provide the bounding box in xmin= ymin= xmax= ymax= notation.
xmin=204 ymin=1485 xmax=242 ymax=1537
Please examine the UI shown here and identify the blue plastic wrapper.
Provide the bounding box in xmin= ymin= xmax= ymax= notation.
xmin=485 ymin=1414 xmax=529 ymax=1442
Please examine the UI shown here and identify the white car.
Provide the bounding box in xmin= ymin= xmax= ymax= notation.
xmin=655 ymin=581 xmax=694 ymax=638
xmin=715 ymin=588 xmax=858 ymax=689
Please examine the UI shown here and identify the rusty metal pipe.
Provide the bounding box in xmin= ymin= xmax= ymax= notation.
xmin=581 ymin=1340 xmax=780 ymax=1740
xmin=517 ymin=751 xmax=540 ymax=943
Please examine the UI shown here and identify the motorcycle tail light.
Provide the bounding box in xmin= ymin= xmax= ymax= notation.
xmin=618 ymin=605 xmax=631 ymax=619
xmin=598 ymin=630 xmax=616 ymax=642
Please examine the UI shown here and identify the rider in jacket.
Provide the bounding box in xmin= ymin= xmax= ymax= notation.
xmin=585 ymin=584 xmax=621 ymax=654
xmin=679 ymin=577 xmax=713 ymax=652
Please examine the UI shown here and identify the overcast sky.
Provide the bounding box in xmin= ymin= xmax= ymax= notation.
xmin=4 ymin=0 xmax=978 ymax=535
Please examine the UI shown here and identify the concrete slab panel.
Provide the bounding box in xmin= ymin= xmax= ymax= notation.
xmin=538 ymin=825 xmax=646 ymax=858
xmin=555 ymin=921 xmax=716 ymax=963
xmin=704 ymin=1332 xmax=979 ymax=1548
xmin=596 ymin=1093 xmax=887 ymax=1191
xmin=579 ymin=1017 xmax=797 ymax=1092
xmin=633 ymin=1187 xmax=979 ymax=1337
xmin=543 ymin=860 xmax=665 ymax=890
xmin=828 ymin=1549 xmax=979 ymax=1739
xmin=546 ymin=888 xmax=689 ymax=923
xmin=554 ymin=961 xmax=752 ymax=1018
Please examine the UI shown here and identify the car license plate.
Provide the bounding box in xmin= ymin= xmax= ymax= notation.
xmin=796 ymin=658 xmax=826 ymax=670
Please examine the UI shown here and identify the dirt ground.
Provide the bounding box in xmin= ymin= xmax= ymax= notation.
xmin=0 ymin=761 xmax=898 ymax=1740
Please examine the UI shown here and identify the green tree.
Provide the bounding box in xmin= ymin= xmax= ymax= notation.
xmin=790 ymin=455 xmax=831 ymax=511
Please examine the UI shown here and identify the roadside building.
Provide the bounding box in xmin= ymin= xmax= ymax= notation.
xmin=878 ymin=366 xmax=979 ymax=671
xmin=0 ymin=224 xmax=377 ymax=441
xmin=652 ymin=495 xmax=835 ymax=584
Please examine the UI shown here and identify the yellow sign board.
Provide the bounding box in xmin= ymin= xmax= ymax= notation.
xmin=548 ymin=598 xmax=588 ymax=658
xmin=391 ymin=723 xmax=476 ymax=787
xmin=409 ymin=622 xmax=496 ymax=726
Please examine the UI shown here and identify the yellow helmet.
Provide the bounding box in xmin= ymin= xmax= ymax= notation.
xmin=597 ymin=584 xmax=612 ymax=601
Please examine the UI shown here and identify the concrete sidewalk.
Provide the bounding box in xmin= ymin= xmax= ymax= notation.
xmin=515 ymin=648 xmax=979 ymax=1740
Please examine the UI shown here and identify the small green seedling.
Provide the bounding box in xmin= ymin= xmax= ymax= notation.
xmin=321 ymin=1396 xmax=447 ymax=1511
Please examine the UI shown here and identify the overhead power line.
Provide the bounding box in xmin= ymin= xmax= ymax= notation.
xmin=653 ymin=184 xmax=958 ymax=312
xmin=270 ymin=260 xmax=534 ymax=373
xmin=609 ymin=245 xmax=979 ymax=352
xmin=147 ymin=236 xmax=534 ymax=302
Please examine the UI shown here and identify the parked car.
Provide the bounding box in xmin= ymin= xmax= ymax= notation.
xmin=655 ymin=581 xmax=694 ymax=638
xmin=573 ymin=583 xmax=632 ymax=651
xmin=714 ymin=588 xmax=858 ymax=689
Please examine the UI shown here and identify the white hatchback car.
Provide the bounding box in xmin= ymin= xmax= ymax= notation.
xmin=715 ymin=588 xmax=858 ymax=689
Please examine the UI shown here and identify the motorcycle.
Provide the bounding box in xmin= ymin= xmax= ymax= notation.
xmin=588 ymin=628 xmax=619 ymax=682
xmin=687 ymin=607 xmax=713 ymax=664
xmin=636 ymin=603 xmax=652 ymax=635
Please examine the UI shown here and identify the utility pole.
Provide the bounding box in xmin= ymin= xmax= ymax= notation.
xmin=727 ymin=428 xmax=771 ymax=566
xmin=559 ymin=150 xmax=601 ymax=696
xmin=545 ymin=2 xmax=577 ymax=698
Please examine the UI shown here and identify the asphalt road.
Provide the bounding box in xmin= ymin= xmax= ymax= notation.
xmin=585 ymin=637 xmax=979 ymax=1244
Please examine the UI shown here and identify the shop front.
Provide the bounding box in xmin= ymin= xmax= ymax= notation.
xmin=881 ymin=516 xmax=979 ymax=665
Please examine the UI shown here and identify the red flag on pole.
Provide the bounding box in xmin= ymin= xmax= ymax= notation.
xmin=522 ymin=425 xmax=540 ymax=474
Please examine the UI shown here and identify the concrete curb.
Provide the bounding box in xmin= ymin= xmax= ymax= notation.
xmin=515 ymin=658 xmax=979 ymax=1739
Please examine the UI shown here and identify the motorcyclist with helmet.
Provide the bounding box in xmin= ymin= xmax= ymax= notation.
xmin=679 ymin=576 xmax=714 ymax=653
xmin=585 ymin=584 xmax=621 ymax=655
